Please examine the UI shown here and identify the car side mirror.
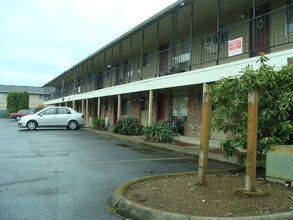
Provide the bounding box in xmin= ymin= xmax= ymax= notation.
xmin=39 ymin=113 xmax=43 ymax=117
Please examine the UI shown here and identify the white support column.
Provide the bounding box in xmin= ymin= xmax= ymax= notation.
xmin=72 ymin=100 xmax=75 ymax=110
xmin=148 ymin=90 xmax=153 ymax=126
xmin=82 ymin=99 xmax=85 ymax=114
xmin=86 ymin=99 xmax=89 ymax=126
xmin=117 ymin=94 xmax=121 ymax=119
xmin=97 ymin=97 xmax=101 ymax=118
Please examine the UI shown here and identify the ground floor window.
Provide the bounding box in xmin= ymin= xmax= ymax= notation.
xmin=141 ymin=97 xmax=148 ymax=111
xmin=122 ymin=99 xmax=130 ymax=115
xmin=173 ymin=95 xmax=188 ymax=118
xmin=172 ymin=95 xmax=188 ymax=135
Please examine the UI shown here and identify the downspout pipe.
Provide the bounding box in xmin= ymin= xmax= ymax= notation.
xmin=189 ymin=2 xmax=193 ymax=71
xmin=155 ymin=21 xmax=159 ymax=77
xmin=251 ymin=0 xmax=256 ymax=56
xmin=216 ymin=0 xmax=220 ymax=65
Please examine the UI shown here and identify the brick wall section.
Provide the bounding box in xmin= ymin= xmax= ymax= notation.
xmin=186 ymin=85 xmax=203 ymax=137
xmin=96 ymin=85 xmax=203 ymax=136
xmin=100 ymin=100 xmax=106 ymax=119
xmin=130 ymin=94 xmax=141 ymax=119
xmin=163 ymin=89 xmax=172 ymax=121
xmin=151 ymin=94 xmax=158 ymax=124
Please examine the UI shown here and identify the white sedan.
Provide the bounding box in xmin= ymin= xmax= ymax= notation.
xmin=18 ymin=107 xmax=86 ymax=130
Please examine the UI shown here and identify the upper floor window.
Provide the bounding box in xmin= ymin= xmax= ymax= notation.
xmin=220 ymin=22 xmax=231 ymax=43
xmin=173 ymin=39 xmax=190 ymax=68
xmin=143 ymin=53 xmax=150 ymax=67
xmin=287 ymin=0 xmax=293 ymax=34
xmin=123 ymin=61 xmax=132 ymax=78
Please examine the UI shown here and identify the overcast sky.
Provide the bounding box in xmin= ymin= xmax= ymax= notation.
xmin=0 ymin=0 xmax=177 ymax=87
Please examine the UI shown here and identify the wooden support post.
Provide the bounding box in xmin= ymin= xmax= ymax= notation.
xmin=245 ymin=90 xmax=258 ymax=192
xmin=81 ymin=99 xmax=85 ymax=114
xmin=86 ymin=99 xmax=89 ymax=126
xmin=197 ymin=84 xmax=212 ymax=185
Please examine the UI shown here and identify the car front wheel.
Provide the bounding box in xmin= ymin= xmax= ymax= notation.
xmin=27 ymin=120 xmax=37 ymax=130
xmin=67 ymin=120 xmax=78 ymax=130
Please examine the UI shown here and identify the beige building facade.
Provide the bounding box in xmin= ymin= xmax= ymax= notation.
xmin=0 ymin=85 xmax=48 ymax=111
xmin=43 ymin=0 xmax=293 ymax=140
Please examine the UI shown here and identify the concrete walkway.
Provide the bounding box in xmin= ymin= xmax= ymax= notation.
xmin=85 ymin=128 xmax=238 ymax=164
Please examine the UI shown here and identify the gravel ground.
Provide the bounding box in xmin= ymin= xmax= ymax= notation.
xmin=124 ymin=170 xmax=293 ymax=217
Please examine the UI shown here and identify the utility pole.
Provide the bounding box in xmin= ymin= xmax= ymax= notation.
xmin=197 ymin=84 xmax=212 ymax=185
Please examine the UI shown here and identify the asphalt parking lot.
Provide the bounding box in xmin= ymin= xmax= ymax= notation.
xmin=0 ymin=119 xmax=235 ymax=220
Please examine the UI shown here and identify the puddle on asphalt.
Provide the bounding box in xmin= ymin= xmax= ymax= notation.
xmin=115 ymin=143 xmax=129 ymax=147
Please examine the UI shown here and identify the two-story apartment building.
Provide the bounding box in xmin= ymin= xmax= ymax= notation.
xmin=43 ymin=0 xmax=293 ymax=139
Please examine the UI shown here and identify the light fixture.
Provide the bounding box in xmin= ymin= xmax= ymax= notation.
xmin=241 ymin=13 xmax=247 ymax=19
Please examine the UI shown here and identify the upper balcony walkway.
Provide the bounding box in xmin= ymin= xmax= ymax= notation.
xmin=44 ymin=3 xmax=293 ymax=103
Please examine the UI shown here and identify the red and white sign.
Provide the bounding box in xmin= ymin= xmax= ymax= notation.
xmin=228 ymin=37 xmax=243 ymax=57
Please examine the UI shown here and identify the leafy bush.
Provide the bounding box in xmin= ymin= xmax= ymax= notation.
xmin=34 ymin=105 xmax=45 ymax=112
xmin=144 ymin=121 xmax=178 ymax=143
xmin=92 ymin=117 xmax=106 ymax=130
xmin=211 ymin=55 xmax=293 ymax=164
xmin=113 ymin=117 xmax=144 ymax=135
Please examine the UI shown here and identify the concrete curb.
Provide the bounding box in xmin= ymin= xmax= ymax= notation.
xmin=109 ymin=172 xmax=293 ymax=220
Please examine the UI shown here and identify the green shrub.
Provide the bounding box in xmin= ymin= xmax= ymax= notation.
xmin=144 ymin=121 xmax=178 ymax=143
xmin=113 ymin=117 xmax=144 ymax=135
xmin=211 ymin=55 xmax=293 ymax=164
xmin=34 ymin=105 xmax=45 ymax=112
xmin=92 ymin=117 xmax=106 ymax=130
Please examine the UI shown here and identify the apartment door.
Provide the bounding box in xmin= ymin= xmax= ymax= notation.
xmin=159 ymin=44 xmax=168 ymax=75
xmin=250 ymin=3 xmax=270 ymax=57
xmin=113 ymin=99 xmax=117 ymax=125
xmin=157 ymin=93 xmax=165 ymax=121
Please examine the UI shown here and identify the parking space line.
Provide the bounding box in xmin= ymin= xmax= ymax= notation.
xmin=40 ymin=157 xmax=193 ymax=166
